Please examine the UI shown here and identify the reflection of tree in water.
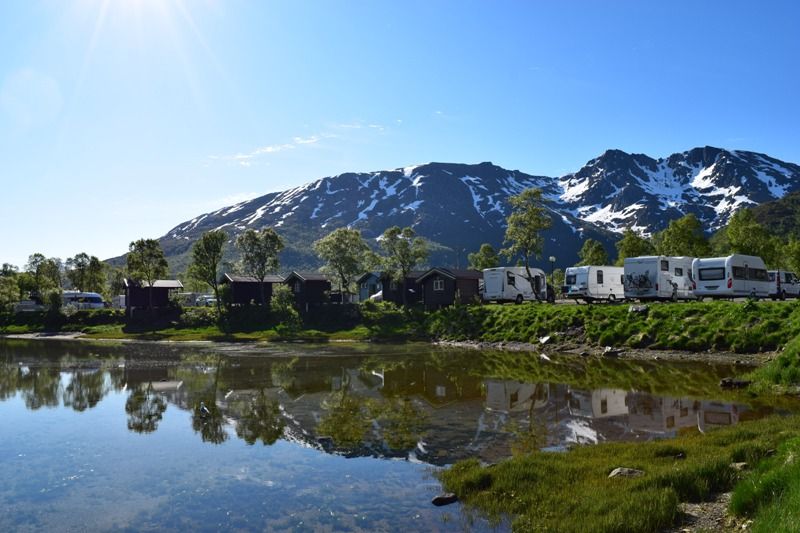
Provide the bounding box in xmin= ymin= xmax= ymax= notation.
xmin=63 ymin=370 xmax=109 ymax=412
xmin=317 ymin=391 xmax=427 ymax=452
xmin=235 ymin=390 xmax=284 ymax=445
xmin=125 ymin=384 xmax=167 ymax=433
xmin=19 ymin=367 xmax=61 ymax=410
xmin=191 ymin=397 xmax=228 ymax=444
xmin=0 ymin=360 xmax=21 ymax=401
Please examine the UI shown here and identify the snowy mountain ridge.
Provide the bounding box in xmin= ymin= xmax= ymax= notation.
xmin=151 ymin=146 xmax=800 ymax=271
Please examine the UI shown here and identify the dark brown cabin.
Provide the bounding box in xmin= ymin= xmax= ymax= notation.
xmin=416 ymin=268 xmax=483 ymax=310
xmin=123 ymin=279 xmax=183 ymax=318
xmin=219 ymin=273 xmax=284 ymax=306
xmin=283 ymin=272 xmax=331 ymax=312
xmin=380 ymin=270 xmax=425 ymax=306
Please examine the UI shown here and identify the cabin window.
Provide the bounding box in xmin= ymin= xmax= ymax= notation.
xmin=596 ymin=270 xmax=604 ymax=284
xmin=674 ymin=267 xmax=683 ymax=277
xmin=361 ymin=282 xmax=368 ymax=289
xmin=732 ymin=266 xmax=746 ymax=280
xmin=751 ymin=268 xmax=768 ymax=281
xmin=433 ymin=279 xmax=445 ymax=291
xmin=565 ymin=274 xmax=576 ymax=285
xmin=699 ymin=268 xmax=725 ymax=281
xmin=390 ymin=281 xmax=397 ymax=290
xmin=506 ymin=272 xmax=515 ymax=287
xmin=660 ymin=260 xmax=669 ymax=271
xmin=293 ymin=281 xmax=302 ymax=293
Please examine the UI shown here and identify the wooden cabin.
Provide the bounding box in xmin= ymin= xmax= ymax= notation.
xmin=219 ymin=273 xmax=284 ymax=306
xmin=283 ymin=272 xmax=332 ymax=312
xmin=416 ymin=268 xmax=482 ymax=310
xmin=123 ymin=279 xmax=183 ymax=318
xmin=356 ymin=272 xmax=381 ymax=302
xmin=381 ymin=270 xmax=425 ymax=306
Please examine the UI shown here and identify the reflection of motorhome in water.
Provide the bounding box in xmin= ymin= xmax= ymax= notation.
xmin=564 ymin=266 xmax=624 ymax=302
xmin=623 ymin=256 xmax=696 ymax=301
xmin=482 ymin=267 xmax=552 ymax=304
xmin=692 ymin=255 xmax=771 ymax=299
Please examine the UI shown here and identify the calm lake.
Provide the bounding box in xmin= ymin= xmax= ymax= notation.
xmin=0 ymin=339 xmax=794 ymax=532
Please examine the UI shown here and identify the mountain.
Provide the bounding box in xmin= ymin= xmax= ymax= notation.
xmin=751 ymin=190 xmax=800 ymax=237
xmin=130 ymin=147 xmax=800 ymax=273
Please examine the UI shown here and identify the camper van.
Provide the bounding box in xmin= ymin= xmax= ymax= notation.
xmin=564 ymin=266 xmax=625 ymax=303
xmin=692 ymin=255 xmax=771 ymax=299
xmin=482 ymin=267 xmax=553 ymax=304
xmin=62 ymin=291 xmax=106 ymax=309
xmin=767 ymin=270 xmax=800 ymax=300
xmin=623 ymin=256 xmax=696 ymax=301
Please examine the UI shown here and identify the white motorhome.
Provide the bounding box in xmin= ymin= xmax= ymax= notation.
xmin=564 ymin=266 xmax=625 ymax=303
xmin=482 ymin=267 xmax=552 ymax=304
xmin=767 ymin=270 xmax=800 ymax=300
xmin=623 ymin=256 xmax=696 ymax=301
xmin=62 ymin=291 xmax=106 ymax=309
xmin=692 ymin=255 xmax=770 ymax=299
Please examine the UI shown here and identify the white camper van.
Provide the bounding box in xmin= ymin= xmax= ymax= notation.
xmin=62 ymin=291 xmax=106 ymax=309
xmin=692 ymin=255 xmax=770 ymax=299
xmin=564 ymin=266 xmax=625 ymax=303
xmin=623 ymin=256 xmax=696 ymax=301
xmin=482 ymin=267 xmax=553 ymax=304
xmin=767 ymin=270 xmax=800 ymax=300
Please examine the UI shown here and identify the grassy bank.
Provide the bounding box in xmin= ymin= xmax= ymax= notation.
xmin=439 ymin=415 xmax=800 ymax=532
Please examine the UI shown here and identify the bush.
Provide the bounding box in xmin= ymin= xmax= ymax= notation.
xmin=178 ymin=306 xmax=219 ymax=328
xmin=271 ymin=284 xmax=301 ymax=333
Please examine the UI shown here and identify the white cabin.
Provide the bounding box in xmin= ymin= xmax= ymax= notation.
xmin=482 ymin=267 xmax=550 ymax=303
xmin=565 ymin=265 xmax=625 ymax=302
xmin=692 ymin=255 xmax=770 ymax=299
xmin=623 ymin=256 xmax=696 ymax=301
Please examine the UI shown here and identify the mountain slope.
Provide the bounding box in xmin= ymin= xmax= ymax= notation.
xmin=124 ymin=147 xmax=800 ymax=274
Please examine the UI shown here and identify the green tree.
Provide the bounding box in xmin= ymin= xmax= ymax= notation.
xmin=501 ymin=188 xmax=552 ymax=281
xmin=379 ymin=226 xmax=429 ymax=305
xmin=65 ymin=253 xmax=106 ymax=293
xmin=577 ymin=239 xmax=609 ymax=266
xmin=236 ymin=228 xmax=284 ymax=306
xmin=614 ymin=229 xmax=655 ymax=265
xmin=468 ymin=243 xmax=500 ymax=271
xmin=108 ymin=267 xmax=127 ymax=298
xmin=1 ymin=263 xmax=18 ymax=277
xmin=127 ymin=239 xmax=169 ymax=312
xmin=26 ymin=254 xmax=62 ymax=295
xmin=188 ymin=230 xmax=227 ymax=316
xmin=313 ymin=227 xmax=375 ymax=300
xmin=655 ymin=214 xmax=711 ymax=257
xmin=726 ymin=209 xmax=779 ymax=265
xmin=0 ymin=277 xmax=18 ymax=310
xmin=785 ymin=238 xmax=800 ymax=274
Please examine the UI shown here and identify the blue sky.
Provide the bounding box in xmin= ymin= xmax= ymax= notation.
xmin=1 ymin=0 xmax=798 ymax=268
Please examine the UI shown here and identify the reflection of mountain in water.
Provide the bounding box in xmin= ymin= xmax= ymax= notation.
xmin=0 ymin=342 xmax=786 ymax=466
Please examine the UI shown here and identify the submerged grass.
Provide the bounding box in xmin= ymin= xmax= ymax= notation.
xmin=439 ymin=416 xmax=800 ymax=532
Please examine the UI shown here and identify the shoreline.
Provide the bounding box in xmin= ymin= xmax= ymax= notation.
xmin=1 ymin=331 xmax=773 ymax=366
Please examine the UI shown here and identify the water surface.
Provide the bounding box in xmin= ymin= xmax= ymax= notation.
xmin=0 ymin=339 xmax=792 ymax=532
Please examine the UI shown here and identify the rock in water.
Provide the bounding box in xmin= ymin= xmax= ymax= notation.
xmin=432 ymin=493 xmax=458 ymax=506
xmin=608 ymin=467 xmax=645 ymax=478
xmin=719 ymin=377 xmax=752 ymax=389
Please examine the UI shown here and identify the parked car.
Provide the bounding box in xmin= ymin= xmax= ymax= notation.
xmin=195 ymin=295 xmax=217 ymax=307
xmin=692 ymin=255 xmax=770 ymax=300
xmin=565 ymin=266 xmax=625 ymax=303
xmin=767 ymin=270 xmax=800 ymax=300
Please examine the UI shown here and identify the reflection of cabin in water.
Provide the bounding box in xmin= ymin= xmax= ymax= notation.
xmin=382 ymin=365 xmax=484 ymax=406
xmin=626 ymin=393 xmax=700 ymax=434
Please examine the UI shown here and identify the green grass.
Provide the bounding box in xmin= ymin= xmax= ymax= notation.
xmin=439 ymin=415 xmax=800 ymax=532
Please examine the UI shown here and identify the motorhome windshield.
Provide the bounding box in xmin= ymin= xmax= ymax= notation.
xmin=699 ymin=267 xmax=725 ymax=281
xmin=565 ymin=274 xmax=577 ymax=285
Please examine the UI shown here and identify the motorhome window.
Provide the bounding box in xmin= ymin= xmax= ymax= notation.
xmin=660 ymin=260 xmax=669 ymax=271
xmin=507 ymin=272 xmax=515 ymax=286
xmin=751 ymin=269 xmax=768 ymax=281
xmin=769 ymin=272 xmax=776 ymax=282
xmin=699 ymin=268 xmax=725 ymax=281
xmin=596 ymin=270 xmax=604 ymax=284
xmin=732 ymin=266 xmax=746 ymax=280
xmin=674 ymin=267 xmax=683 ymax=276
xmin=566 ymin=274 xmax=576 ymax=285
xmin=785 ymin=273 xmax=795 ymax=283
xmin=433 ymin=279 xmax=445 ymax=291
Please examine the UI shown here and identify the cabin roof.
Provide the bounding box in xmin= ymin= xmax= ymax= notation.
xmin=284 ymin=271 xmax=330 ymax=282
xmin=123 ymin=279 xmax=184 ymax=289
xmin=416 ymin=268 xmax=483 ymax=283
xmin=221 ymin=273 xmax=284 ymax=284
